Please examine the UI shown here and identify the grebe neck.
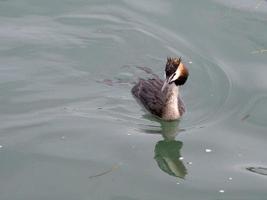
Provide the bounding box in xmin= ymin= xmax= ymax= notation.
xmin=162 ymin=83 xmax=180 ymax=120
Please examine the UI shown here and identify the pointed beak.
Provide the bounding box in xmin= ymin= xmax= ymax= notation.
xmin=161 ymin=79 xmax=169 ymax=92
xmin=161 ymin=70 xmax=181 ymax=92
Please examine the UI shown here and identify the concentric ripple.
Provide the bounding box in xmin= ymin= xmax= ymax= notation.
xmin=53 ymin=3 xmax=233 ymax=131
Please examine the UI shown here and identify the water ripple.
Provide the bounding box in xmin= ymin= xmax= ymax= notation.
xmin=64 ymin=4 xmax=234 ymax=130
xmin=242 ymin=95 xmax=267 ymax=127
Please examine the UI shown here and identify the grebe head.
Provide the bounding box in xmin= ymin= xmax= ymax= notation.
xmin=161 ymin=57 xmax=189 ymax=91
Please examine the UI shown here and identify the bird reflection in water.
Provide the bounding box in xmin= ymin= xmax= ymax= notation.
xmin=143 ymin=116 xmax=187 ymax=179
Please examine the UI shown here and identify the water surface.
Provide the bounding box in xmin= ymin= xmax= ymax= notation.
xmin=0 ymin=0 xmax=267 ymax=199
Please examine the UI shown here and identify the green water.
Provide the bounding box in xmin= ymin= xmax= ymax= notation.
xmin=0 ymin=0 xmax=267 ymax=199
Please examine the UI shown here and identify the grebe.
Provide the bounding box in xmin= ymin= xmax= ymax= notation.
xmin=132 ymin=57 xmax=189 ymax=120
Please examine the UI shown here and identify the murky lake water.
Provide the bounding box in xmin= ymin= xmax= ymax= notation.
xmin=0 ymin=0 xmax=267 ymax=199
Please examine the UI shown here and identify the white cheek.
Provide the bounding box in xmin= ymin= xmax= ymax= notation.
xmin=172 ymin=70 xmax=181 ymax=81
xmin=173 ymin=69 xmax=181 ymax=80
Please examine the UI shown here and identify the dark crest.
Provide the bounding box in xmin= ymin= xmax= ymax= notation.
xmin=165 ymin=57 xmax=181 ymax=77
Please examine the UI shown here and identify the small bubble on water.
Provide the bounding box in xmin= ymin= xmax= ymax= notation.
xmin=176 ymin=182 xmax=180 ymax=185
xmin=179 ymin=157 xmax=184 ymax=160
xmin=0 ymin=145 xmax=3 ymax=149
xmin=127 ymin=133 xmax=131 ymax=136
xmin=228 ymin=177 xmax=233 ymax=180
xmin=205 ymin=149 xmax=212 ymax=153
xmin=189 ymin=61 xmax=193 ymax=64
xmin=187 ymin=161 xmax=193 ymax=165
xmin=219 ymin=189 xmax=225 ymax=193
